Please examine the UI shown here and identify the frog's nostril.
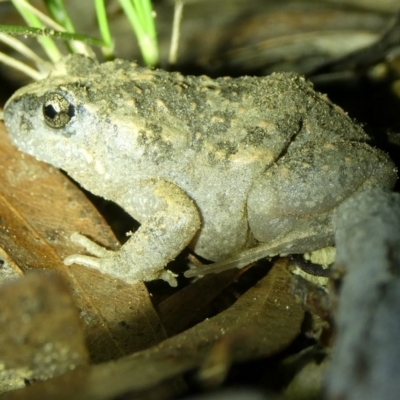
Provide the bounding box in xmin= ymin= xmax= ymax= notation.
xmin=4 ymin=94 xmax=28 ymax=126
xmin=3 ymin=98 xmax=17 ymax=126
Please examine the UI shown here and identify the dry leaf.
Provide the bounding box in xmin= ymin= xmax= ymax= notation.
xmin=0 ymin=122 xmax=166 ymax=362
xmin=0 ymin=272 xmax=88 ymax=394
xmin=157 ymin=266 xmax=251 ymax=336
xmin=3 ymin=259 xmax=304 ymax=399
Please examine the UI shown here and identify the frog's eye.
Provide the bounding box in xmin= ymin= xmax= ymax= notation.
xmin=43 ymin=92 xmax=75 ymax=128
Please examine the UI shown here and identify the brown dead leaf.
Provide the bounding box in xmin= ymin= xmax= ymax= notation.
xmin=163 ymin=258 xmax=304 ymax=365
xmin=0 ymin=272 xmax=88 ymax=394
xmin=3 ymin=259 xmax=304 ymax=399
xmin=0 ymin=122 xmax=166 ymax=362
xmin=157 ymin=266 xmax=252 ymax=336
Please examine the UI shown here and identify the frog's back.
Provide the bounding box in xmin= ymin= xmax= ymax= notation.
xmin=55 ymin=56 xmax=368 ymax=170
xmin=102 ymin=61 xmax=368 ymax=167
xmin=41 ymin=55 xmax=371 ymax=187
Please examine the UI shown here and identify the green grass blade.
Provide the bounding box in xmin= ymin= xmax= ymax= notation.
xmin=133 ymin=0 xmax=147 ymax=26
xmin=139 ymin=0 xmax=156 ymax=38
xmin=0 ymin=33 xmax=46 ymax=66
xmin=10 ymin=0 xmax=65 ymax=31
xmin=0 ymin=25 xmax=104 ymax=48
xmin=118 ymin=0 xmax=159 ymax=65
xmin=11 ymin=0 xmax=61 ymax=62
xmin=94 ymin=0 xmax=114 ymax=58
xmin=0 ymin=50 xmax=44 ymax=80
xmin=43 ymin=0 xmax=89 ymax=54
xmin=169 ymin=0 xmax=184 ymax=65
xmin=43 ymin=0 xmax=76 ymax=33
xmin=135 ymin=0 xmax=158 ymax=62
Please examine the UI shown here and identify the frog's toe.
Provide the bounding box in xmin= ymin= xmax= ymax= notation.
xmin=66 ymin=232 xmax=178 ymax=286
xmin=70 ymin=232 xmax=112 ymax=258
xmin=159 ymin=270 xmax=178 ymax=287
xmin=64 ymin=253 xmax=102 ymax=269
xmin=65 ymin=232 xmax=115 ymax=272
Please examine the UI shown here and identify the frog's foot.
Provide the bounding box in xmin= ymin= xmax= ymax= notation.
xmin=185 ymin=234 xmax=338 ymax=279
xmin=184 ymin=244 xmax=280 ymax=278
xmin=64 ymin=233 xmax=178 ymax=286
xmin=158 ymin=270 xmax=179 ymax=287
xmin=66 ymin=232 xmax=112 ymax=260
xmin=64 ymin=233 xmax=116 ymax=273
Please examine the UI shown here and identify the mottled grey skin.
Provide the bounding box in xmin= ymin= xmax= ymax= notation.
xmin=3 ymin=55 xmax=397 ymax=286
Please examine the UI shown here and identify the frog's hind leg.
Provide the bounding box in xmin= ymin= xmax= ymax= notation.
xmin=246 ymin=141 xmax=396 ymax=255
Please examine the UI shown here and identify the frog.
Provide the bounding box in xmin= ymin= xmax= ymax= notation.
xmin=3 ymin=55 xmax=397 ymax=286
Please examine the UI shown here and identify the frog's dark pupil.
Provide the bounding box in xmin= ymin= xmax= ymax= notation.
xmin=43 ymin=92 xmax=75 ymax=128
xmin=44 ymin=104 xmax=57 ymax=120
xmin=44 ymin=103 xmax=75 ymax=120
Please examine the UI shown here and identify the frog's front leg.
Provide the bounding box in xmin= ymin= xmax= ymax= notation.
xmin=247 ymin=141 xmax=396 ymax=255
xmin=64 ymin=179 xmax=201 ymax=287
